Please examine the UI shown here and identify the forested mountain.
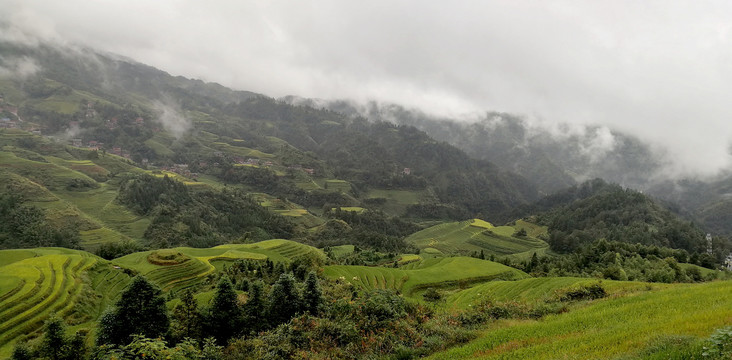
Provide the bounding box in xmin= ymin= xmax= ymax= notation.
xmin=282 ymin=98 xmax=732 ymax=238
xmin=0 ymin=40 xmax=541 ymax=254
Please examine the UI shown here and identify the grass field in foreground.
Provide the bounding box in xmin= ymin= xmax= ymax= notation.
xmin=446 ymin=277 xmax=667 ymax=309
xmin=323 ymin=257 xmax=528 ymax=297
xmin=405 ymin=219 xmax=549 ymax=258
xmin=429 ymin=280 xmax=732 ymax=360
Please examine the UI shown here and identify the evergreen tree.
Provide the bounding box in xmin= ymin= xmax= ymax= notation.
xmin=204 ymin=275 xmax=242 ymax=345
xmin=171 ymin=289 xmax=202 ymax=342
xmin=237 ymin=278 xmax=250 ymax=292
xmin=10 ymin=343 xmax=33 ymax=360
xmin=302 ymin=271 xmax=323 ymax=315
xmin=96 ymin=276 xmax=169 ymax=346
xmin=267 ymin=273 xmax=301 ymax=325
xmin=528 ymin=252 xmax=539 ymax=272
xmin=244 ymin=280 xmax=266 ymax=333
xmin=41 ymin=315 xmax=66 ymax=360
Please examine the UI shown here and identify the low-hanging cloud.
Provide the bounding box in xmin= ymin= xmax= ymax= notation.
xmin=152 ymin=97 xmax=191 ymax=139
xmin=0 ymin=56 xmax=40 ymax=79
xmin=1 ymin=0 xmax=732 ymax=178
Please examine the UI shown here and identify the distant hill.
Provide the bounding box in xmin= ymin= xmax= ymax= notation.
xmin=404 ymin=218 xmax=549 ymax=259
xmin=283 ymin=98 xmax=732 ymax=238
xmin=521 ymin=179 xmax=714 ymax=255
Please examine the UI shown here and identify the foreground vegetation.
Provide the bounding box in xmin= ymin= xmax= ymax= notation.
xmin=2 ymin=242 xmax=731 ymax=360
xmin=431 ymin=280 xmax=732 ymax=359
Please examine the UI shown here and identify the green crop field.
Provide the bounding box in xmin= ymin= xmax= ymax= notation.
xmin=114 ymin=240 xmax=325 ymax=292
xmin=430 ymin=280 xmax=732 ymax=360
xmin=0 ymin=248 xmax=107 ymax=358
xmin=332 ymin=206 xmax=366 ymax=213
xmin=324 ymin=257 xmax=528 ymax=297
xmin=446 ymin=277 xmax=665 ymax=309
xmin=251 ymin=193 xmax=324 ymax=228
xmin=0 ymin=151 xmax=98 ymax=191
xmin=405 ymin=219 xmax=549 ymax=258
xmin=317 ymin=179 xmax=352 ymax=192
xmin=209 ymin=142 xmax=275 ymax=159
xmin=364 ymin=188 xmax=426 ymax=214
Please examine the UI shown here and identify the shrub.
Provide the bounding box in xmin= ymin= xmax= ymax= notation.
xmin=555 ymin=283 xmax=607 ymax=302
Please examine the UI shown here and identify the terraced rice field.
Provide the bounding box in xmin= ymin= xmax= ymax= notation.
xmin=430 ymin=280 xmax=732 ymax=360
xmin=321 ymin=179 xmax=352 ymax=192
xmin=251 ymin=193 xmax=324 ymax=228
xmin=406 ymin=219 xmax=549 ymax=257
xmin=0 ymin=249 xmax=104 ymax=357
xmin=324 ymin=257 xmax=528 ymax=297
xmin=115 ymin=240 xmax=325 ymax=292
xmin=0 ymin=151 xmax=98 ymax=191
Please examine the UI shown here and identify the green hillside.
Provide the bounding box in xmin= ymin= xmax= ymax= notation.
xmin=405 ymin=218 xmax=549 ymax=258
xmin=0 ymin=239 xmax=322 ymax=357
xmin=323 ymin=256 xmax=528 ymax=297
xmin=0 ymin=248 xmax=124 ymax=358
xmin=114 ymin=240 xmax=324 ymax=292
xmin=446 ymin=277 xmax=665 ymax=309
xmin=431 ymin=279 xmax=732 ymax=359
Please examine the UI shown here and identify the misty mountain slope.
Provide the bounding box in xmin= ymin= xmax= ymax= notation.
xmin=510 ymin=179 xmax=715 ymax=257
xmin=283 ymin=98 xmax=732 ymax=237
xmin=648 ymin=175 xmax=732 ymax=236
xmin=284 ymin=98 xmax=668 ymax=194
xmin=0 ymin=39 xmax=545 ymax=255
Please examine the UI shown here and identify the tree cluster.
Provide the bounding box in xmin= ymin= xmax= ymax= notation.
xmin=0 ymin=193 xmax=80 ymax=249
xmin=117 ymin=174 xmax=294 ymax=248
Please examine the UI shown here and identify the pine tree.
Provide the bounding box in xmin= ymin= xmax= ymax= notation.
xmin=267 ymin=273 xmax=301 ymax=325
xmin=302 ymin=271 xmax=323 ymax=315
xmin=10 ymin=343 xmax=33 ymax=360
xmin=244 ymin=280 xmax=266 ymax=333
xmin=204 ymin=275 xmax=242 ymax=345
xmin=171 ymin=289 xmax=202 ymax=342
xmin=97 ymin=276 xmax=169 ymax=346
xmin=41 ymin=314 xmax=66 ymax=360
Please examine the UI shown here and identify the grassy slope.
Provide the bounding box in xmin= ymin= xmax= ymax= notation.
xmin=446 ymin=277 xmax=667 ymax=309
xmin=0 ymin=240 xmax=322 ymax=357
xmin=406 ymin=219 xmax=549 ymax=258
xmin=114 ymin=240 xmax=324 ymax=292
xmin=430 ymin=280 xmax=732 ymax=360
xmin=0 ymin=248 xmax=112 ymax=358
xmin=323 ymin=257 xmax=528 ymax=297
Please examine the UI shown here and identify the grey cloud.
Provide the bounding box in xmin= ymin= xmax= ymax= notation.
xmin=152 ymin=97 xmax=190 ymax=139
xmin=2 ymin=0 xmax=732 ymax=177
xmin=0 ymin=56 xmax=40 ymax=79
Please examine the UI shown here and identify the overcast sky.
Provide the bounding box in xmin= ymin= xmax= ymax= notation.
xmin=2 ymin=0 xmax=732 ymax=177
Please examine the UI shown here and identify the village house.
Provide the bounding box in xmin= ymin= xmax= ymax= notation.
xmin=72 ymin=138 xmax=82 ymax=147
xmin=403 ymin=167 xmax=412 ymax=175
xmin=0 ymin=118 xmax=15 ymax=128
